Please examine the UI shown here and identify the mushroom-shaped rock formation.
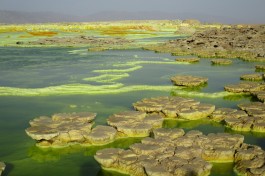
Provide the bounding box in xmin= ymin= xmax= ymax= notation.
xmin=234 ymin=144 xmax=265 ymax=176
xmin=251 ymin=90 xmax=265 ymax=102
xmin=133 ymin=96 xmax=215 ymax=120
xmin=210 ymin=108 xmax=248 ymax=122
xmin=26 ymin=112 xmax=100 ymax=147
xmin=240 ymin=73 xmax=263 ymax=81
xmin=224 ymin=82 xmax=265 ymax=93
xmin=212 ymin=102 xmax=265 ymax=133
xmin=95 ymin=128 xmax=264 ymax=176
xmin=171 ymin=75 xmax=208 ymax=87
xmin=255 ymin=65 xmax=265 ymax=71
xmin=84 ymin=125 xmax=117 ymax=145
xmin=0 ymin=162 xmax=5 ymax=176
xmin=175 ymin=57 xmax=200 ymax=63
xmin=211 ymin=59 xmax=232 ymax=65
xmin=237 ymin=102 xmax=265 ymax=132
xmin=107 ymin=111 xmax=163 ymax=137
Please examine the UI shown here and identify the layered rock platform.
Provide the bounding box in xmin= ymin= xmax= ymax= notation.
xmin=95 ymin=128 xmax=265 ymax=176
xmin=133 ymin=96 xmax=215 ymax=120
xmin=175 ymin=57 xmax=200 ymax=63
xmin=211 ymin=102 xmax=265 ymax=132
xmin=170 ymin=75 xmax=208 ymax=87
xmin=26 ymin=111 xmax=163 ymax=147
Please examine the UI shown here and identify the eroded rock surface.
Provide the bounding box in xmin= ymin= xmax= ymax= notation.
xmin=107 ymin=111 xmax=163 ymax=137
xmin=95 ymin=128 xmax=264 ymax=176
xmin=224 ymin=82 xmax=265 ymax=93
xmin=0 ymin=162 xmax=5 ymax=176
xmin=85 ymin=125 xmax=117 ymax=145
xmin=17 ymin=36 xmax=133 ymax=47
xmin=175 ymin=57 xmax=200 ymax=63
xmin=25 ymin=112 xmax=115 ymax=147
xmin=211 ymin=102 xmax=265 ymax=132
xmin=240 ymin=73 xmax=264 ymax=81
xmin=145 ymin=25 xmax=265 ymax=61
xmin=170 ymin=75 xmax=208 ymax=87
xmin=256 ymin=65 xmax=265 ymax=71
xmin=234 ymin=144 xmax=265 ymax=176
xmin=133 ymin=96 xmax=215 ymax=120
xmin=26 ymin=110 xmax=164 ymax=147
xmin=251 ymin=90 xmax=265 ymax=102
xmin=210 ymin=108 xmax=247 ymax=122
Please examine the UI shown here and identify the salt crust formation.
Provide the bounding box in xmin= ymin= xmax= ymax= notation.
xmin=26 ymin=95 xmax=265 ymax=149
xmin=26 ymin=111 xmax=163 ymax=147
xmin=255 ymin=65 xmax=265 ymax=71
xmin=17 ymin=36 xmax=133 ymax=46
xmin=95 ymin=128 xmax=265 ymax=176
xmin=175 ymin=57 xmax=200 ymax=63
xmin=145 ymin=25 xmax=265 ymax=61
xmin=170 ymin=75 xmax=208 ymax=87
xmin=25 ymin=97 xmax=265 ymax=175
xmin=224 ymin=82 xmax=265 ymax=93
xmin=240 ymin=73 xmax=264 ymax=81
xmin=211 ymin=102 xmax=265 ymax=132
xmin=107 ymin=111 xmax=163 ymax=137
xmin=224 ymin=81 xmax=265 ymax=104
xmin=133 ymin=96 xmax=215 ymax=120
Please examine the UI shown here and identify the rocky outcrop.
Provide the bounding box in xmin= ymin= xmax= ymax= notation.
xmin=95 ymin=128 xmax=265 ymax=176
xmin=211 ymin=102 xmax=265 ymax=132
xmin=133 ymin=96 xmax=215 ymax=120
xmin=255 ymin=65 xmax=265 ymax=71
xmin=25 ymin=112 xmax=107 ymax=147
xmin=224 ymin=82 xmax=265 ymax=93
xmin=210 ymin=108 xmax=247 ymax=123
xmin=170 ymin=75 xmax=208 ymax=87
xmin=0 ymin=162 xmax=5 ymax=176
xmin=175 ymin=57 xmax=200 ymax=63
xmin=16 ymin=35 xmax=133 ymax=48
xmin=234 ymin=144 xmax=265 ymax=176
xmin=211 ymin=59 xmax=232 ymax=65
xmin=251 ymin=90 xmax=265 ymax=102
xmin=240 ymin=73 xmax=264 ymax=81
xmin=85 ymin=125 xmax=117 ymax=145
xmin=145 ymin=25 xmax=265 ymax=61
xmin=26 ymin=110 xmax=164 ymax=147
xmin=107 ymin=111 xmax=163 ymax=137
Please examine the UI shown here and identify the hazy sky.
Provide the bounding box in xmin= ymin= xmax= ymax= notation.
xmin=1 ymin=0 xmax=265 ymax=23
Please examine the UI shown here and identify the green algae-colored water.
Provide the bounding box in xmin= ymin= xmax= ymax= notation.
xmin=0 ymin=47 xmax=264 ymax=176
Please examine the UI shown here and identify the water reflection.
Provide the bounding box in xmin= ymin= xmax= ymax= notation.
xmin=28 ymin=138 xmax=143 ymax=162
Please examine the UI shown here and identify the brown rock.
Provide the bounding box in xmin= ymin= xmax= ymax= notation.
xmin=171 ymin=75 xmax=208 ymax=87
xmin=85 ymin=125 xmax=117 ymax=145
xmin=224 ymin=82 xmax=265 ymax=93
xmin=240 ymin=73 xmax=263 ymax=81
xmin=107 ymin=111 xmax=163 ymax=137
xmin=133 ymin=96 xmax=214 ymax=120
xmin=175 ymin=57 xmax=200 ymax=63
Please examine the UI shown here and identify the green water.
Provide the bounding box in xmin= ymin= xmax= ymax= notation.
xmin=0 ymin=47 xmax=264 ymax=176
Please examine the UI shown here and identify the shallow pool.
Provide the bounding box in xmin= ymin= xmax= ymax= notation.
xmin=0 ymin=47 xmax=264 ymax=176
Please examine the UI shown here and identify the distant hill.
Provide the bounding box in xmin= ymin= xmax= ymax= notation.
xmin=0 ymin=10 xmax=255 ymax=24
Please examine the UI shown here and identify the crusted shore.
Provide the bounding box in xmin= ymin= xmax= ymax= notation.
xmin=144 ymin=25 xmax=265 ymax=61
xmin=95 ymin=128 xmax=265 ymax=176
